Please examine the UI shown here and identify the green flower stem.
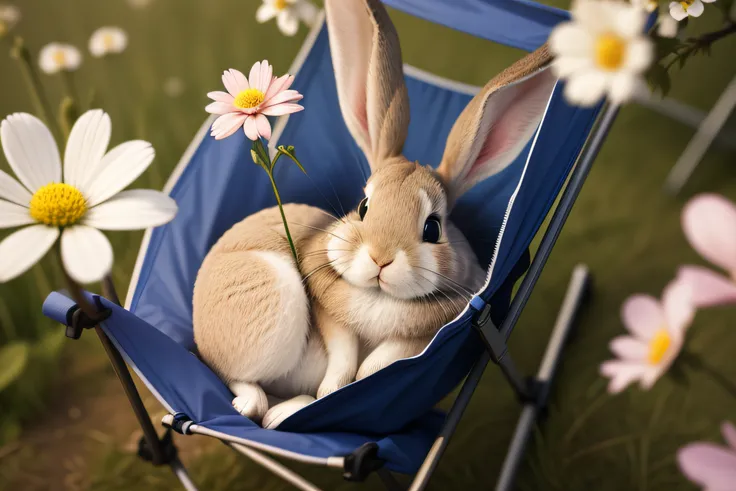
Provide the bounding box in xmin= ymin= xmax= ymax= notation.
xmin=252 ymin=139 xmax=298 ymax=264
xmin=52 ymin=241 xmax=105 ymax=322
xmin=680 ymin=350 xmax=736 ymax=401
xmin=10 ymin=36 xmax=63 ymax=143
xmin=61 ymin=71 xmax=80 ymax=107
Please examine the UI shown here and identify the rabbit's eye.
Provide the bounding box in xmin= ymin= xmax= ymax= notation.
xmin=423 ymin=216 xmax=442 ymax=243
xmin=358 ymin=197 xmax=369 ymax=220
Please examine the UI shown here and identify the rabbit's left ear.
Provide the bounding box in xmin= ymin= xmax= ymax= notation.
xmin=438 ymin=44 xmax=557 ymax=204
xmin=325 ymin=0 xmax=410 ymax=171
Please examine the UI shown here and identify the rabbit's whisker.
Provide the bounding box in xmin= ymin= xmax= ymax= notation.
xmin=414 ymin=266 xmax=474 ymax=297
xmin=302 ymin=257 xmax=349 ymax=283
xmin=290 ymin=222 xmax=354 ymax=245
xmin=415 ymin=272 xmax=467 ymax=313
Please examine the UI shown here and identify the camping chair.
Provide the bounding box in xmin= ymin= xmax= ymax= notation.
xmin=42 ymin=1 xmax=618 ymax=489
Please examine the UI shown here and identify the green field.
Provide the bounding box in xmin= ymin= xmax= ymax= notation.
xmin=1 ymin=0 xmax=735 ymax=489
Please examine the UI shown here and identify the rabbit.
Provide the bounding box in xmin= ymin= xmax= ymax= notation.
xmin=192 ymin=0 xmax=557 ymax=429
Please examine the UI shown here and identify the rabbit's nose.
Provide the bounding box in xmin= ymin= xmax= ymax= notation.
xmin=369 ymin=253 xmax=394 ymax=269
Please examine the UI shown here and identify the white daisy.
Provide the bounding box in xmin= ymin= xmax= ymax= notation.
xmin=89 ymin=27 xmax=128 ymax=58
xmin=600 ymin=280 xmax=694 ymax=393
xmin=669 ymin=0 xmax=715 ymax=20
xmin=39 ymin=43 xmax=82 ymax=75
xmin=549 ymin=0 xmax=654 ymax=106
xmin=0 ymin=4 xmax=20 ymax=37
xmin=256 ymin=0 xmax=318 ymax=37
xmin=0 ymin=110 xmax=177 ymax=283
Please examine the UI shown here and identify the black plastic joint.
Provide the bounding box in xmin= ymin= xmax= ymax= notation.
xmin=471 ymin=302 xmax=508 ymax=364
xmin=64 ymin=296 xmax=112 ymax=340
xmin=137 ymin=429 xmax=178 ymax=466
xmin=343 ymin=443 xmax=384 ymax=481
xmin=167 ymin=412 xmax=194 ymax=435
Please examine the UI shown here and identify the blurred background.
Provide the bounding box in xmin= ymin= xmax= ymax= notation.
xmin=0 ymin=0 xmax=734 ymax=489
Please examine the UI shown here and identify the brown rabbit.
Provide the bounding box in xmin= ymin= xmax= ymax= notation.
xmin=193 ymin=0 xmax=557 ymax=429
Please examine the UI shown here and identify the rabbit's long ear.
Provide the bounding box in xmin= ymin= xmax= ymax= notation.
xmin=438 ymin=44 xmax=557 ymax=204
xmin=325 ymin=0 xmax=410 ymax=171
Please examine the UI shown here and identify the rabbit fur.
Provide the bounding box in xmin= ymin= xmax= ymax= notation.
xmin=192 ymin=0 xmax=557 ymax=429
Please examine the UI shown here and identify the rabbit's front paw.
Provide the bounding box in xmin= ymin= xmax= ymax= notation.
xmin=262 ymin=395 xmax=315 ymax=429
xmin=317 ymin=372 xmax=353 ymax=399
xmin=230 ymin=382 xmax=268 ymax=421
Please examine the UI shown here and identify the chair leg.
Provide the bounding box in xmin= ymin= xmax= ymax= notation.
xmin=494 ymin=264 xmax=591 ymax=491
xmin=170 ymin=457 xmax=200 ymax=491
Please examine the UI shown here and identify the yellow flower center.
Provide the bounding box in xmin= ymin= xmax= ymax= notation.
xmin=103 ymin=33 xmax=115 ymax=50
xmin=0 ymin=21 xmax=7 ymax=38
xmin=595 ymin=33 xmax=626 ymax=71
xmin=52 ymin=50 xmax=66 ymax=66
xmin=234 ymin=88 xmax=265 ymax=109
xmin=680 ymin=0 xmax=694 ymax=9
xmin=274 ymin=0 xmax=289 ymax=11
xmin=647 ymin=329 xmax=672 ymax=365
xmin=29 ymin=183 xmax=87 ymax=227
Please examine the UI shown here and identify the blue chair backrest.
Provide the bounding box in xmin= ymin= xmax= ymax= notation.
xmin=128 ymin=1 xmax=600 ymax=353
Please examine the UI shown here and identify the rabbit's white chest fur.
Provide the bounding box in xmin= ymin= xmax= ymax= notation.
xmin=345 ymin=289 xmax=419 ymax=345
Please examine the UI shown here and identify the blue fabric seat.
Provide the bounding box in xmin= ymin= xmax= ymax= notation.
xmin=43 ymin=0 xmax=601 ymax=474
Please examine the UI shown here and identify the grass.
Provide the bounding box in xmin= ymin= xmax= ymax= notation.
xmin=0 ymin=0 xmax=735 ymax=489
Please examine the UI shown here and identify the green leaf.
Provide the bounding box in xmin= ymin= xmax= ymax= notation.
xmin=276 ymin=145 xmax=306 ymax=174
xmin=0 ymin=342 xmax=30 ymax=392
xmin=645 ymin=63 xmax=671 ymax=96
xmin=652 ymin=35 xmax=682 ymax=61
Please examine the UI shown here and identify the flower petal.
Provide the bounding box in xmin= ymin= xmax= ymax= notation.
xmin=296 ymin=0 xmax=318 ymax=24
xmin=205 ymin=101 xmax=236 ymax=115
xmin=669 ymin=3 xmax=688 ymax=20
xmin=600 ymin=360 xmax=646 ymax=394
xmin=61 ymin=225 xmax=113 ymax=284
xmin=687 ymin=0 xmax=704 ymax=17
xmin=260 ymin=103 xmax=304 ymax=117
xmin=677 ymin=443 xmax=736 ymax=488
xmin=83 ymin=189 xmax=177 ymax=230
xmin=222 ymin=69 xmax=248 ymax=97
xmin=256 ymin=3 xmax=278 ymax=23
xmin=677 ymin=265 xmax=736 ymax=307
xmin=608 ymin=73 xmax=640 ymax=105
xmin=723 ymin=422 xmax=736 ymax=450
xmin=550 ymin=24 xmax=593 ymax=58
xmin=259 ymin=60 xmax=273 ymax=94
xmin=255 ymin=113 xmax=272 ymax=140
xmin=638 ymin=365 xmax=665 ymax=390
xmin=553 ymin=57 xmax=594 ymax=79
xmin=614 ymin=3 xmax=648 ymax=38
xmin=82 ymin=141 xmax=155 ymax=207
xmin=610 ymin=336 xmax=649 ymax=360
xmin=621 ymin=294 xmax=664 ymax=340
xmin=624 ymin=38 xmax=654 ymax=73
xmin=0 ymin=200 xmax=33 ymax=228
xmin=682 ymin=194 xmax=736 ymax=275
xmin=0 ymin=113 xmax=61 ymax=192
xmin=277 ymin=10 xmax=299 ymax=36
xmin=563 ymin=71 xmax=609 ymax=107
xmin=662 ymin=279 xmax=694 ymax=333
xmin=210 ymin=113 xmax=246 ymax=140
xmin=243 ymin=116 xmax=260 ymax=141
xmin=264 ymin=74 xmax=293 ymax=102
xmin=207 ymin=91 xmax=234 ymax=104
xmin=63 ymin=109 xmax=112 ymax=189
xmin=0 ymin=225 xmax=58 ymax=282
xmin=248 ymin=61 xmax=262 ymax=91
xmin=261 ymin=89 xmax=303 ymax=109
xmin=0 ymin=169 xmax=32 ymax=205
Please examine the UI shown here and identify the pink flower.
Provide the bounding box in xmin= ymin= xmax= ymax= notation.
xmin=677 ymin=422 xmax=736 ymax=490
xmin=205 ymin=60 xmax=304 ymax=141
xmin=600 ymin=280 xmax=694 ymax=393
xmin=678 ymin=194 xmax=736 ymax=307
